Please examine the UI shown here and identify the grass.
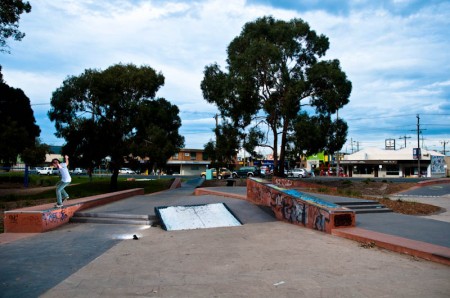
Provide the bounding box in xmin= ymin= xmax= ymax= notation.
xmin=0 ymin=175 xmax=173 ymax=202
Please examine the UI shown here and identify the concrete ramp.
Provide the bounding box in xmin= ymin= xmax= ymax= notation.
xmin=155 ymin=203 xmax=242 ymax=231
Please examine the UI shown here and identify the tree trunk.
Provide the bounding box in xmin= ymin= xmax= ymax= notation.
xmin=109 ymin=161 xmax=119 ymax=192
xmin=272 ymin=123 xmax=278 ymax=176
xmin=278 ymin=120 xmax=289 ymax=176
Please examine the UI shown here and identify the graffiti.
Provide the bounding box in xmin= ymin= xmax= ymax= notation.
xmin=268 ymin=189 xmax=307 ymax=225
xmin=311 ymin=208 xmax=330 ymax=232
xmin=8 ymin=214 xmax=19 ymax=224
xmin=284 ymin=199 xmax=306 ymax=224
xmin=431 ymin=156 xmax=445 ymax=174
xmin=60 ymin=209 xmax=68 ymax=221
xmin=42 ymin=209 xmax=69 ymax=226
xmin=274 ymin=178 xmax=293 ymax=188
xmin=247 ymin=177 xmax=353 ymax=233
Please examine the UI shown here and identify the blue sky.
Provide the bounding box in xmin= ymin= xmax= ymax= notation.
xmin=1 ymin=0 xmax=449 ymax=155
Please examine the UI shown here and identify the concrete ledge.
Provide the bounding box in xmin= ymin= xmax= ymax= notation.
xmin=3 ymin=188 xmax=144 ymax=233
xmin=417 ymin=178 xmax=450 ymax=186
xmin=170 ymin=177 xmax=182 ymax=189
xmin=332 ymin=227 xmax=450 ymax=266
xmin=194 ymin=187 xmax=247 ymax=200
xmin=247 ymin=178 xmax=355 ymax=233
xmin=272 ymin=176 xmax=338 ymax=191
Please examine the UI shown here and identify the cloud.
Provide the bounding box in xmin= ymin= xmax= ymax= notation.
xmin=2 ymin=0 xmax=449 ymax=152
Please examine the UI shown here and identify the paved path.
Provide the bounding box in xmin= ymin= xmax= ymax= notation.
xmin=391 ymin=182 xmax=450 ymax=223
xmin=1 ymin=181 xmax=449 ymax=297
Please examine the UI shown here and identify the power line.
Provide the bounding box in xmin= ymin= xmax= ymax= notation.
xmin=399 ymin=135 xmax=411 ymax=148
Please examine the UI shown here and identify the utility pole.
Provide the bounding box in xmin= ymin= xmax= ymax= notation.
xmin=441 ymin=140 xmax=449 ymax=155
xmin=351 ymin=139 xmax=360 ymax=152
xmin=416 ymin=114 xmax=421 ymax=177
xmin=399 ymin=135 xmax=411 ymax=148
xmin=336 ymin=109 xmax=340 ymax=177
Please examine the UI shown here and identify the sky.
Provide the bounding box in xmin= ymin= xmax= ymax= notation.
xmin=1 ymin=0 xmax=449 ymax=156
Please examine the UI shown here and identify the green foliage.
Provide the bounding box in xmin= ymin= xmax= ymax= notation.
xmin=0 ymin=73 xmax=40 ymax=166
xmin=48 ymin=63 xmax=184 ymax=190
xmin=131 ymin=98 xmax=185 ymax=167
xmin=0 ymin=0 xmax=32 ymax=53
xmin=20 ymin=139 xmax=49 ymax=166
xmin=201 ymin=16 xmax=351 ymax=175
xmin=0 ymin=173 xmax=58 ymax=186
xmin=0 ymin=175 xmax=174 ymax=202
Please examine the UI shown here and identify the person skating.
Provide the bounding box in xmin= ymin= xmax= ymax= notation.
xmin=52 ymin=155 xmax=71 ymax=208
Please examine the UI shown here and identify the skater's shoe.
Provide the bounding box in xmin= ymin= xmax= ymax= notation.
xmin=54 ymin=203 xmax=63 ymax=208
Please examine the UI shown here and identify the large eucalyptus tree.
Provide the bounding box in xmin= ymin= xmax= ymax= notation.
xmin=201 ymin=16 xmax=351 ymax=175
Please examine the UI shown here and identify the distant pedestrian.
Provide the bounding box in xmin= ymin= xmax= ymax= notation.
xmin=52 ymin=155 xmax=72 ymax=208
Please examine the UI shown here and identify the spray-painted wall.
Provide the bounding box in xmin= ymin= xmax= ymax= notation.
xmin=247 ymin=178 xmax=355 ymax=233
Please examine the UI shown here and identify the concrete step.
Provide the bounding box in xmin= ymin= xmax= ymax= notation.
xmin=337 ymin=202 xmax=392 ymax=214
xmin=350 ymin=208 xmax=393 ymax=214
xmin=341 ymin=204 xmax=388 ymax=209
xmin=74 ymin=212 xmax=155 ymax=220
xmin=71 ymin=212 xmax=159 ymax=226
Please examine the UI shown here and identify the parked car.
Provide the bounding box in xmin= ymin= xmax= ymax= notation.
xmin=232 ymin=166 xmax=260 ymax=178
xmin=29 ymin=167 xmax=42 ymax=174
xmin=119 ymin=168 xmax=135 ymax=174
xmin=71 ymin=168 xmax=87 ymax=175
xmin=320 ymin=167 xmax=346 ymax=177
xmin=289 ymin=168 xmax=311 ymax=178
xmin=200 ymin=168 xmax=232 ymax=179
xmin=38 ymin=167 xmax=57 ymax=175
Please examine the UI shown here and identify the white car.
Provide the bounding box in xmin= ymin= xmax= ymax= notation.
xmin=38 ymin=167 xmax=56 ymax=175
xmin=289 ymin=168 xmax=310 ymax=178
xmin=71 ymin=168 xmax=87 ymax=175
xmin=119 ymin=168 xmax=135 ymax=174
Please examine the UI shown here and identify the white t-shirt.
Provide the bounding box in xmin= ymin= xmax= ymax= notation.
xmin=59 ymin=163 xmax=72 ymax=183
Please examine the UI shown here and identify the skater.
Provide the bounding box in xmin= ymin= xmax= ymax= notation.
xmin=52 ymin=155 xmax=71 ymax=208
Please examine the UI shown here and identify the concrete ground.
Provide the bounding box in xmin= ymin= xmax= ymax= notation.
xmin=1 ymin=181 xmax=450 ymax=297
xmin=42 ymin=221 xmax=450 ymax=298
xmin=390 ymin=194 xmax=450 ymax=223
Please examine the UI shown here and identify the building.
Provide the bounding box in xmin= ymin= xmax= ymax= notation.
xmin=165 ymin=149 xmax=211 ymax=176
xmin=341 ymin=147 xmax=447 ymax=178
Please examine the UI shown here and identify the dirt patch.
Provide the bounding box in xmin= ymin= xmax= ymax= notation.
xmin=376 ymin=198 xmax=441 ymax=215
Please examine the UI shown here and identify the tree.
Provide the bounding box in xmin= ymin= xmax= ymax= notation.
xmin=21 ymin=139 xmax=49 ymax=166
xmin=130 ymin=98 xmax=185 ymax=172
xmin=0 ymin=0 xmax=31 ymax=53
xmin=48 ymin=63 xmax=184 ymax=190
xmin=201 ymin=16 xmax=351 ymax=175
xmin=291 ymin=112 xmax=348 ymax=155
xmin=0 ymin=67 xmax=40 ymax=167
xmin=204 ymin=120 xmax=241 ymax=168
